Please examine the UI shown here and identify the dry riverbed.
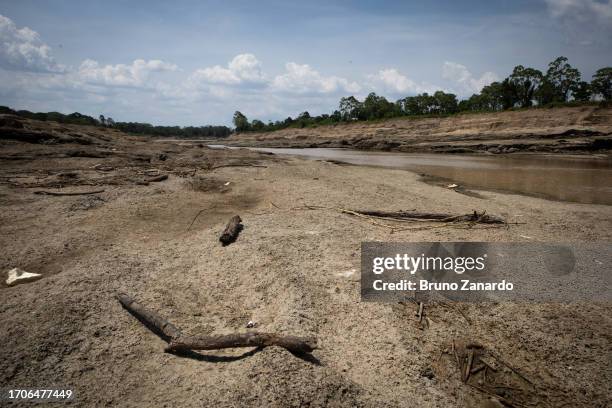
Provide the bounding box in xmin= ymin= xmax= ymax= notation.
xmin=1 ymin=116 xmax=611 ymax=407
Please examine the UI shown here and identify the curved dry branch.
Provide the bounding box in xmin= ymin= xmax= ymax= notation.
xmin=117 ymin=293 xmax=317 ymax=355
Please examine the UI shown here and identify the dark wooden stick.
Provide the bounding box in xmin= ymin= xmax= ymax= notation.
xmin=117 ymin=293 xmax=316 ymax=354
xmin=464 ymin=349 xmax=474 ymax=382
xmin=146 ymin=174 xmax=168 ymax=182
xmin=219 ymin=215 xmax=242 ymax=246
xmin=117 ymin=293 xmax=181 ymax=341
xmin=211 ymin=163 xmax=267 ymax=169
xmin=167 ymin=332 xmax=317 ymax=354
xmin=34 ymin=189 xmax=105 ymax=196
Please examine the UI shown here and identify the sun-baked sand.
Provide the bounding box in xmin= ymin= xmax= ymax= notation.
xmin=1 ymin=113 xmax=611 ymax=407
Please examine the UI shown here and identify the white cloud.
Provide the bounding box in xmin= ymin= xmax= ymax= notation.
xmin=442 ymin=61 xmax=498 ymax=95
xmin=77 ymin=59 xmax=177 ymax=87
xmin=367 ymin=68 xmax=437 ymax=95
xmin=189 ymin=53 xmax=265 ymax=86
xmin=0 ymin=14 xmax=62 ymax=72
xmin=544 ymin=0 xmax=612 ymax=25
xmin=271 ymin=62 xmax=360 ymax=94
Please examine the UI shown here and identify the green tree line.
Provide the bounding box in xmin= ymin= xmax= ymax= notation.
xmin=0 ymin=106 xmax=231 ymax=138
xmin=234 ymin=57 xmax=612 ymax=132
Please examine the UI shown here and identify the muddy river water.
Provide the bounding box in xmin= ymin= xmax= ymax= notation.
xmin=207 ymin=145 xmax=612 ymax=205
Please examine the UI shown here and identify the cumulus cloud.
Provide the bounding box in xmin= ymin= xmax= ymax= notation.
xmin=271 ymin=62 xmax=360 ymax=94
xmin=0 ymin=14 xmax=62 ymax=72
xmin=367 ymin=68 xmax=437 ymax=95
xmin=189 ymin=53 xmax=265 ymax=86
xmin=442 ymin=62 xmax=498 ymax=95
xmin=77 ymin=59 xmax=178 ymax=87
xmin=188 ymin=55 xmax=360 ymax=96
xmin=544 ymin=0 xmax=612 ymax=25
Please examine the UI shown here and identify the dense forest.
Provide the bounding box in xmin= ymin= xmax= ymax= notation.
xmin=233 ymin=57 xmax=612 ymax=132
xmin=0 ymin=106 xmax=231 ymax=138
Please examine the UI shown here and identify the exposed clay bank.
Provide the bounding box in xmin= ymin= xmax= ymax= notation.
xmin=222 ymin=106 xmax=612 ymax=155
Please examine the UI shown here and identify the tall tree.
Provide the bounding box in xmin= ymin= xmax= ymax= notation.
xmin=509 ymin=65 xmax=543 ymax=107
xmin=251 ymin=119 xmax=265 ymax=131
xmin=500 ymin=79 xmax=519 ymax=110
xmin=233 ymin=111 xmax=249 ymax=132
xmin=545 ymin=56 xmax=581 ymax=102
xmin=339 ymin=96 xmax=362 ymax=120
xmin=432 ymin=91 xmax=458 ymax=114
xmin=478 ymin=81 xmax=512 ymax=111
xmin=591 ymin=67 xmax=612 ymax=101
xmin=363 ymin=92 xmax=394 ymax=119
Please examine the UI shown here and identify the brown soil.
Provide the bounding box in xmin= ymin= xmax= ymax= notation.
xmin=1 ymin=114 xmax=611 ymax=407
xmin=226 ymin=105 xmax=612 ymax=154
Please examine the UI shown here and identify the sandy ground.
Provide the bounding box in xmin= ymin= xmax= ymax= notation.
xmin=1 ymin=116 xmax=611 ymax=407
xmin=226 ymin=105 xmax=612 ymax=154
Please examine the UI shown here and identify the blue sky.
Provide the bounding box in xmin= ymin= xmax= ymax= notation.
xmin=0 ymin=0 xmax=611 ymax=126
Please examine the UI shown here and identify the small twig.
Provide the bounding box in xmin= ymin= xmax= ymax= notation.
xmin=490 ymin=353 xmax=535 ymax=387
xmin=464 ymin=349 xmax=474 ymax=382
xmin=186 ymin=206 xmax=215 ymax=232
xmin=467 ymin=383 xmax=525 ymax=408
xmin=480 ymin=357 xmax=499 ymax=372
xmin=211 ymin=163 xmax=267 ymax=169
xmin=470 ymin=364 xmax=486 ymax=375
xmin=452 ymin=339 xmax=461 ymax=370
xmin=417 ymin=302 xmax=424 ymax=322
xmin=34 ymin=189 xmax=105 ymax=196
xmin=440 ymin=302 xmax=472 ymax=325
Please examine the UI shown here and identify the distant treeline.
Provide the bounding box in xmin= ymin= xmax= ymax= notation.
xmin=0 ymin=106 xmax=231 ymax=138
xmin=233 ymin=57 xmax=612 ymax=132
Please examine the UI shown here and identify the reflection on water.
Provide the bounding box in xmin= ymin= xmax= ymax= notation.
xmin=208 ymin=145 xmax=612 ymax=205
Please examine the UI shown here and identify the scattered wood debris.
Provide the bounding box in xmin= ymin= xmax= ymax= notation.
xmin=117 ymin=293 xmax=316 ymax=355
xmin=451 ymin=339 xmax=539 ymax=407
xmin=220 ymin=215 xmax=243 ymax=246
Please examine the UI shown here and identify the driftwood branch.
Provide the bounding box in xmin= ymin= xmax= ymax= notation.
xmin=117 ymin=293 xmax=316 ymax=355
xmin=167 ymin=332 xmax=317 ymax=354
xmin=347 ymin=209 xmax=505 ymax=224
xmin=294 ymin=205 xmax=507 ymax=232
xmin=220 ymin=215 xmax=242 ymax=246
xmin=34 ymin=189 xmax=105 ymax=196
